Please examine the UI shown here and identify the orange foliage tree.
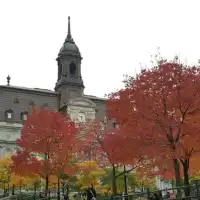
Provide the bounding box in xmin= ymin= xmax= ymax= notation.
xmin=0 ymin=156 xmax=40 ymax=195
xmin=107 ymin=60 xmax=200 ymax=196
xmin=12 ymin=108 xmax=78 ymax=197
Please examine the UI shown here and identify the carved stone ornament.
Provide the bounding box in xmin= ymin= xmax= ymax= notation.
xmin=77 ymin=112 xmax=86 ymax=123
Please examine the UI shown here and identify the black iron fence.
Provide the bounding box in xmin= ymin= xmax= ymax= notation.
xmin=1 ymin=182 xmax=200 ymax=200
xmin=0 ymin=183 xmax=58 ymax=200
xmin=101 ymin=182 xmax=200 ymax=200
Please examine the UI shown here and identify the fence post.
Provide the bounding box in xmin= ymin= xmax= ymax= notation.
xmin=48 ymin=189 xmax=51 ymax=200
xmin=147 ymin=188 xmax=150 ymax=200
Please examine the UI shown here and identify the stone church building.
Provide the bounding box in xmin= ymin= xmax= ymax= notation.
xmin=0 ymin=17 xmax=106 ymax=158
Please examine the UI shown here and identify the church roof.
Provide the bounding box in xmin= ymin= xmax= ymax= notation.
xmin=0 ymin=84 xmax=58 ymax=95
xmin=0 ymin=84 xmax=105 ymax=100
xmin=84 ymin=94 xmax=106 ymax=101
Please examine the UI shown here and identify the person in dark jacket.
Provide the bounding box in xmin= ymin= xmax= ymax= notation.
xmin=86 ymin=184 xmax=96 ymax=200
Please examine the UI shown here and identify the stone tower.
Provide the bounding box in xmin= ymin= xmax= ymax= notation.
xmin=55 ymin=16 xmax=85 ymax=107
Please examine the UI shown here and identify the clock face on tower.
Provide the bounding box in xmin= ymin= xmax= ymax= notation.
xmin=77 ymin=112 xmax=86 ymax=123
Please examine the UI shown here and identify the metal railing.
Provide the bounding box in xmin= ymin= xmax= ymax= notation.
xmin=101 ymin=183 xmax=200 ymax=200
xmin=1 ymin=182 xmax=200 ymax=200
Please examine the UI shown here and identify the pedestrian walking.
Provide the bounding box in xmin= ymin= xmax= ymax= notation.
xmin=86 ymin=184 xmax=96 ymax=200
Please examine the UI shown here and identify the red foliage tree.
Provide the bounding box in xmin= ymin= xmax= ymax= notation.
xmin=80 ymin=120 xmax=121 ymax=195
xmin=107 ymin=60 xmax=200 ymax=195
xmin=12 ymin=108 xmax=78 ymax=197
xmin=81 ymin=120 xmax=144 ymax=195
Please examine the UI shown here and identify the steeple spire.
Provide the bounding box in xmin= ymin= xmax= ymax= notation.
xmin=67 ymin=16 xmax=71 ymax=39
xmin=65 ymin=16 xmax=74 ymax=43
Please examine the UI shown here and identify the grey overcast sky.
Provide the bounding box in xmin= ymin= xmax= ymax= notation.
xmin=0 ymin=0 xmax=200 ymax=97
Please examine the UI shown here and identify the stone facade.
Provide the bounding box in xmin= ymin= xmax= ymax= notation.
xmin=0 ymin=17 xmax=106 ymax=158
xmin=0 ymin=122 xmax=22 ymax=158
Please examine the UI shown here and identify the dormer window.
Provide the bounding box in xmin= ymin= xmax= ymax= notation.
xmin=5 ymin=109 xmax=13 ymax=121
xmin=21 ymin=112 xmax=28 ymax=121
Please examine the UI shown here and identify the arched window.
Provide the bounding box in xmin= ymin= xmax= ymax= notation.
xmin=21 ymin=111 xmax=28 ymax=121
xmin=69 ymin=62 xmax=76 ymax=76
xmin=5 ymin=109 xmax=13 ymax=121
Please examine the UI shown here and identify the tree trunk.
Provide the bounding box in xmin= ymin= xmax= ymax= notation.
xmin=12 ymin=184 xmax=15 ymax=195
xmin=7 ymin=183 xmax=10 ymax=195
xmin=45 ymin=175 xmax=49 ymax=198
xmin=123 ymin=166 xmax=128 ymax=195
xmin=57 ymin=178 xmax=60 ymax=200
xmin=34 ymin=183 xmax=37 ymax=200
xmin=66 ymin=184 xmax=69 ymax=197
xmin=173 ymin=158 xmax=181 ymax=197
xmin=61 ymin=183 xmax=64 ymax=196
xmin=112 ymin=164 xmax=117 ymax=196
xmin=3 ymin=181 xmax=5 ymax=197
xmin=182 ymin=159 xmax=190 ymax=197
xmin=19 ymin=180 xmax=22 ymax=195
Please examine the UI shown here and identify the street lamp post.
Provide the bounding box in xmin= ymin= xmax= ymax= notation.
xmin=102 ymin=117 xmax=117 ymax=197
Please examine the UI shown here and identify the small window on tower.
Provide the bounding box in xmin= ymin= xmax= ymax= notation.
xmin=69 ymin=63 xmax=76 ymax=76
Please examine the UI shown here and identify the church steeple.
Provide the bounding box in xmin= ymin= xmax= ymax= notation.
xmin=58 ymin=16 xmax=80 ymax=57
xmin=65 ymin=16 xmax=74 ymax=43
xmin=67 ymin=16 xmax=72 ymax=40
xmin=55 ymin=16 xmax=84 ymax=107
